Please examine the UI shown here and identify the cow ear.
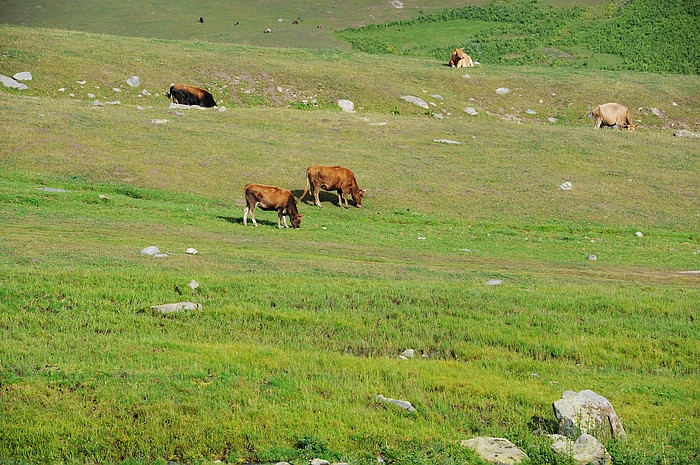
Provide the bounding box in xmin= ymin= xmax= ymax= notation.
xmin=360 ymin=189 xmax=367 ymax=194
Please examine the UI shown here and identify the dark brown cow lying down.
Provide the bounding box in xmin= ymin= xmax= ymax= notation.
xmin=166 ymin=84 xmax=217 ymax=107
xmin=589 ymin=103 xmax=636 ymax=130
xmin=244 ymin=184 xmax=302 ymax=229
xmin=300 ymin=165 xmax=365 ymax=208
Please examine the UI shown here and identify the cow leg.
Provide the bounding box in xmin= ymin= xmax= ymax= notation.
xmin=250 ymin=203 xmax=258 ymax=227
xmin=339 ymin=190 xmax=349 ymax=208
xmin=595 ymin=118 xmax=602 ymax=129
xmin=314 ymin=189 xmax=322 ymax=208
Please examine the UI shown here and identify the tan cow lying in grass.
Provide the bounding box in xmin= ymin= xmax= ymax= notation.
xmin=589 ymin=103 xmax=637 ymax=130
xmin=244 ymin=184 xmax=302 ymax=228
xmin=300 ymin=165 xmax=365 ymax=208
xmin=449 ymin=48 xmax=473 ymax=68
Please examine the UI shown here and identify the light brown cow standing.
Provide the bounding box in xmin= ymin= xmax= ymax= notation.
xmin=300 ymin=165 xmax=366 ymax=208
xmin=449 ymin=48 xmax=473 ymax=68
xmin=243 ymin=184 xmax=302 ymax=228
xmin=589 ymin=103 xmax=637 ymax=130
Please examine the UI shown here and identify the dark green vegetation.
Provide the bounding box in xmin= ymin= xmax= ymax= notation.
xmin=0 ymin=5 xmax=699 ymax=465
xmin=337 ymin=0 xmax=700 ymax=74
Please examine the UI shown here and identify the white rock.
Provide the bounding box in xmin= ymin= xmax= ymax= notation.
xmin=92 ymin=100 xmax=104 ymax=106
xmin=587 ymin=254 xmax=597 ymax=261
xmin=462 ymin=74 xmax=471 ymax=79
xmin=141 ymin=89 xmax=151 ymax=96
xmin=126 ymin=76 xmax=140 ymax=87
xmin=433 ymin=139 xmax=460 ymax=145
xmin=559 ymin=181 xmax=572 ymax=190
xmin=151 ymin=119 xmax=168 ymax=124
xmin=464 ymin=107 xmax=478 ymax=116
xmin=486 ymin=279 xmax=502 ymax=286
xmin=137 ymin=105 xmax=144 ymax=110
xmin=398 ymin=355 xmax=408 ymax=360
xmin=113 ymin=87 xmax=122 ymax=92
xmin=337 ymin=99 xmax=355 ymax=113
xmin=105 ymin=100 xmax=121 ymax=105
xmin=77 ymin=80 xmax=87 ymax=85
xmin=402 ymin=349 xmax=415 ymax=358
xmin=58 ymin=87 xmax=65 ymax=92
xmin=461 ymin=437 xmax=528 ymax=464
xmin=188 ymin=280 xmax=200 ymax=291
xmin=431 ymin=94 xmax=443 ymax=100
xmin=154 ymin=254 xmax=169 ymax=258
xmin=650 ymin=107 xmax=660 ymax=116
xmin=218 ymin=106 xmax=227 ymax=112
xmin=433 ymin=113 xmax=444 ymax=119
xmin=185 ymin=247 xmax=198 ymax=255
xmin=310 ymin=460 xmax=329 ymax=465
xmin=495 ymin=87 xmax=511 ymax=95
xmin=553 ymin=389 xmax=627 ymax=440
xmin=400 ymin=95 xmax=428 ymax=109
xmin=635 ymin=231 xmax=644 ymax=237
xmin=376 ymin=394 xmax=416 ymax=412
xmin=548 ymin=117 xmax=558 ymax=123
xmin=550 ymin=433 xmax=611 ymax=465
xmin=674 ymin=130 xmax=700 ymax=138
xmin=390 ymin=0 xmax=404 ymax=8
xmin=88 ymin=93 xmax=95 ymax=98
xmin=37 ymin=187 xmax=67 ymax=193
xmin=151 ymin=302 xmax=202 ymax=314
xmin=140 ymin=246 xmax=160 ymax=256
xmin=13 ymin=71 xmax=32 ymax=81
xmin=526 ymin=109 xmax=537 ymax=115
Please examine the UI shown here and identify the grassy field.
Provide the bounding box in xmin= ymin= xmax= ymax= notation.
xmin=0 ymin=16 xmax=699 ymax=465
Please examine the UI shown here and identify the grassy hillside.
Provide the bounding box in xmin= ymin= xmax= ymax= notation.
xmin=337 ymin=0 xmax=700 ymax=74
xmin=1 ymin=25 xmax=699 ymax=465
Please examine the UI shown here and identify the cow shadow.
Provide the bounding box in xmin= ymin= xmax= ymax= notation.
xmin=217 ymin=215 xmax=278 ymax=227
xmin=291 ymin=189 xmax=340 ymax=207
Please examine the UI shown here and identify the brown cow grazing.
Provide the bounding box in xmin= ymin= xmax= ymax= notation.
xmin=449 ymin=48 xmax=473 ymax=68
xmin=589 ymin=103 xmax=637 ymax=130
xmin=244 ymin=184 xmax=302 ymax=229
xmin=300 ymin=165 xmax=365 ymax=208
xmin=166 ymin=84 xmax=217 ymax=107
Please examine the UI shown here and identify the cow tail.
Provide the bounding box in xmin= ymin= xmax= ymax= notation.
xmin=300 ymin=174 xmax=310 ymax=201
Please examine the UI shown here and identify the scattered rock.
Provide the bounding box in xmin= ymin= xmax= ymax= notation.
xmin=151 ymin=119 xmax=168 ymax=124
xmin=169 ymin=102 xmax=207 ymax=110
xmin=13 ymin=71 xmax=32 ymax=81
xmin=461 ymin=437 xmax=528 ymax=464
xmin=634 ymin=231 xmax=644 ymax=237
xmin=526 ymin=109 xmax=537 ymax=115
xmin=310 ymin=459 xmax=329 ymax=465
xmin=553 ymin=390 xmax=627 ymax=440
xmin=433 ymin=139 xmax=460 ymax=145
xmin=154 ymin=253 xmax=169 ymax=258
xmin=185 ymin=248 xmax=198 ymax=255
xmin=140 ymin=246 xmax=160 ymax=256
xmin=105 ymin=100 xmax=121 ymax=105
xmin=549 ymin=433 xmax=611 ymax=465
xmin=274 ymin=462 xmax=291 ymax=465
xmin=0 ymin=74 xmax=28 ymax=90
xmin=151 ymin=302 xmax=202 ymax=314
xmin=587 ymin=254 xmax=597 ymax=261
xmin=88 ymin=93 xmax=95 ymax=98
xmin=559 ymin=181 xmax=572 ymax=190
xmin=433 ymin=113 xmax=444 ymax=119
xmin=218 ymin=106 xmax=227 ymax=112
xmin=495 ymin=87 xmax=511 ymax=95
xmin=92 ymin=100 xmax=104 ymax=106
xmin=678 ymin=270 xmax=700 ymax=274
xmin=462 ymin=74 xmax=471 ymax=79
xmin=464 ymin=107 xmax=478 ymax=116
xmin=674 ymin=130 xmax=700 ymax=138
xmin=398 ymin=355 xmax=408 ymax=360
xmin=548 ymin=117 xmax=558 ymax=123
xmin=141 ymin=89 xmax=151 ymax=96
xmin=650 ymin=107 xmax=661 ymax=116
xmin=112 ymin=87 xmax=122 ymax=92
xmin=188 ymin=280 xmax=200 ymax=291
xmin=37 ymin=187 xmax=67 ymax=193
xmin=264 ymin=28 xmax=272 ymax=33
xmin=530 ymin=373 xmax=540 ymax=378
xmin=400 ymin=95 xmax=428 ymax=110
xmin=58 ymin=88 xmax=65 ymax=92
xmin=376 ymin=394 xmax=416 ymax=412
xmin=389 ymin=0 xmax=404 ymax=8
xmin=126 ymin=76 xmax=140 ymax=87
xmin=337 ymin=99 xmax=355 ymax=113
xmin=402 ymin=349 xmax=415 ymax=358
xmin=77 ymin=80 xmax=87 ymax=85
xmin=431 ymin=94 xmax=444 ymax=100
xmin=485 ymin=279 xmax=502 ymax=286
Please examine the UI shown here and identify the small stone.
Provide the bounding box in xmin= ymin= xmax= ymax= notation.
xmin=105 ymin=100 xmax=121 ymax=105
xmin=140 ymin=246 xmax=160 ymax=256
xmin=402 ymin=349 xmax=415 ymax=358
xmin=376 ymin=394 xmax=416 ymax=412
xmin=37 ymin=187 xmax=67 ymax=193
xmin=486 ymin=279 xmax=502 ymax=286
xmin=400 ymin=95 xmax=429 ymax=109
xmin=548 ymin=117 xmax=558 ymax=123
xmin=77 ymin=80 xmax=87 ymax=85
xmin=58 ymin=88 xmax=65 ymax=92
xmin=113 ymin=87 xmax=122 ymax=92
xmin=92 ymin=100 xmax=104 ymax=106
xmin=460 ymin=248 xmax=472 ymax=252
xmin=461 ymin=437 xmax=528 ymax=464
xmin=559 ymin=181 xmax=572 ymax=190
xmin=153 ymin=253 xmax=169 ymax=258
xmin=587 ymin=254 xmax=597 ymax=261
xmin=464 ymin=107 xmax=478 ymax=116
xmin=495 ymin=87 xmax=511 ymax=95
xmin=417 ymin=237 xmax=426 ymax=240
xmin=151 ymin=302 xmax=202 ymax=314
xmin=151 ymin=119 xmax=168 ymax=124
xmin=433 ymin=113 xmax=444 ymax=119
xmin=635 ymin=231 xmax=644 ymax=237
xmin=530 ymin=373 xmax=540 ymax=378
xmin=126 ymin=76 xmax=140 ymax=87
xmin=526 ymin=109 xmax=537 ymax=115
xmin=398 ymin=355 xmax=408 ymax=360
xmin=650 ymin=107 xmax=660 ymax=116
xmin=13 ymin=71 xmax=32 ymax=81
xmin=337 ymin=99 xmax=355 ymax=113
xmin=462 ymin=74 xmax=471 ymax=79
xmin=674 ymin=130 xmax=700 ymax=138
xmin=185 ymin=248 xmax=198 ymax=255
xmin=188 ymin=280 xmax=200 ymax=291
xmin=672 ymin=101 xmax=678 ymax=106
xmin=310 ymin=459 xmax=329 ymax=465
xmin=141 ymin=89 xmax=151 ymax=96
xmin=98 ymin=194 xmax=109 ymax=200
xmin=431 ymin=94 xmax=444 ymax=100
xmin=433 ymin=139 xmax=460 ymax=145
xmin=87 ymin=93 xmax=95 ymax=98
xmin=218 ymin=106 xmax=227 ymax=112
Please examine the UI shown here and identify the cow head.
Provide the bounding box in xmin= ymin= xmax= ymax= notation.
xmin=352 ymin=189 xmax=366 ymax=208
xmin=291 ymin=213 xmax=303 ymax=228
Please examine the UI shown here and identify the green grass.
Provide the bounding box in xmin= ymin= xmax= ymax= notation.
xmin=0 ymin=22 xmax=699 ymax=465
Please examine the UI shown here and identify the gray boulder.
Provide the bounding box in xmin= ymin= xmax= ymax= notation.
xmin=126 ymin=76 xmax=140 ymax=87
xmin=400 ymin=95 xmax=428 ymax=110
xmin=674 ymin=130 xmax=700 ymax=138
xmin=140 ymin=246 xmax=160 ymax=256
xmin=550 ymin=433 xmax=611 ymax=465
xmin=461 ymin=437 xmax=528 ymax=464
xmin=337 ymin=99 xmax=355 ymax=113
xmin=376 ymin=394 xmax=416 ymax=412
xmin=553 ymin=390 xmax=627 ymax=440
xmin=151 ymin=302 xmax=202 ymax=314
xmin=464 ymin=107 xmax=478 ymax=116
xmin=1 ymin=74 xmax=28 ymax=90
xmin=13 ymin=71 xmax=32 ymax=81
xmin=495 ymin=87 xmax=511 ymax=95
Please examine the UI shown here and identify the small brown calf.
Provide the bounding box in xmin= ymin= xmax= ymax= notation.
xmin=244 ymin=184 xmax=302 ymax=229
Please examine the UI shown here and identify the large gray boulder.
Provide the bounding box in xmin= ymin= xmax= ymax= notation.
xmin=400 ymin=95 xmax=428 ymax=110
xmin=461 ymin=437 xmax=527 ymax=464
xmin=337 ymin=99 xmax=354 ymax=112
xmin=549 ymin=433 xmax=612 ymax=465
xmin=553 ymin=390 xmax=627 ymax=440
xmin=1 ymin=74 xmax=28 ymax=90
